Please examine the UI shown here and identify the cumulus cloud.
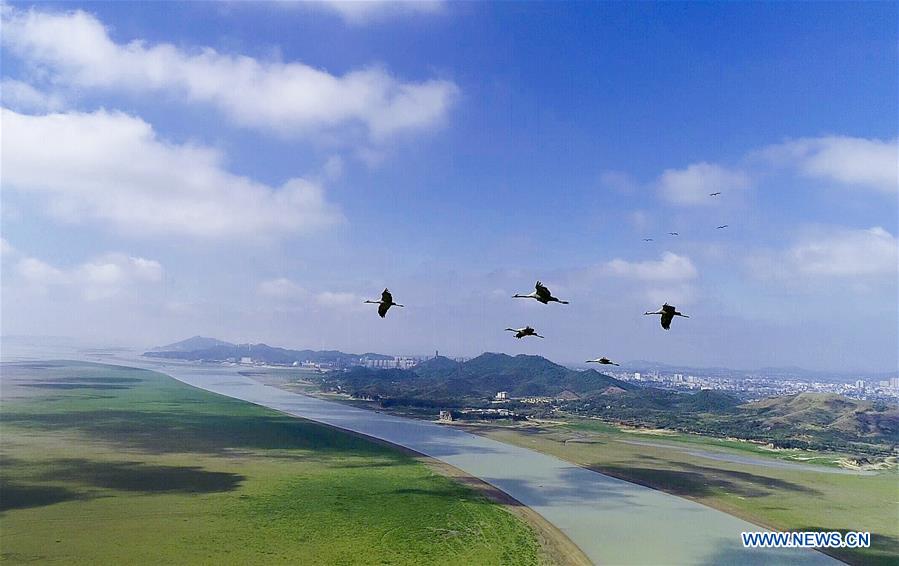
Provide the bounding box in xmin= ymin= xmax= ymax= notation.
xmin=749 ymin=226 xmax=898 ymax=281
xmin=0 ymin=78 xmax=65 ymax=112
xmin=605 ymin=252 xmax=698 ymax=281
xmin=2 ymin=108 xmax=343 ymax=240
xmin=759 ymin=136 xmax=898 ymax=194
xmin=14 ymin=252 xmax=163 ymax=300
xmin=313 ymin=0 xmax=445 ymax=25
xmin=657 ymin=162 xmax=750 ymax=206
xmin=1 ymin=5 xmax=458 ymax=141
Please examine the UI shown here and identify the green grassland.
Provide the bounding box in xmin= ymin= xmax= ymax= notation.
xmin=0 ymin=361 xmax=542 ymax=565
xmin=465 ymin=419 xmax=898 ymax=565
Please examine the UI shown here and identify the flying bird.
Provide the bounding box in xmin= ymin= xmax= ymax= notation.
xmin=709 ymin=192 xmax=721 ymax=196
xmin=644 ymin=303 xmax=690 ymax=330
xmin=716 ymin=224 xmax=728 ymax=229
xmin=643 ymin=238 xmax=654 ymax=242
xmin=586 ymin=357 xmax=619 ymax=366
xmin=513 ymin=281 xmax=569 ymax=304
xmin=668 ymin=232 xmax=679 ymax=236
xmin=364 ymin=288 xmax=404 ymax=318
xmin=505 ymin=326 xmax=544 ymax=339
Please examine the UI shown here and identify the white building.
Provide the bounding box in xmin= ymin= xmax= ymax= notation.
xmin=240 ymin=356 xmax=252 ymax=365
xmin=495 ymin=391 xmax=508 ymax=400
xmin=633 ymin=372 xmax=642 ymax=381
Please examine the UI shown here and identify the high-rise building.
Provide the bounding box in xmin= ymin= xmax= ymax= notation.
xmin=633 ymin=372 xmax=641 ymax=380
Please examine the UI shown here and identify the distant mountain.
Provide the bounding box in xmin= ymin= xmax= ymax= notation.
xmin=144 ymin=338 xmax=390 ymax=365
xmin=149 ymin=336 xmax=234 ymax=352
xmin=327 ymin=352 xmax=635 ymax=402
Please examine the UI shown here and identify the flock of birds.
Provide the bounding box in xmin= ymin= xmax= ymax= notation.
xmin=642 ymin=192 xmax=728 ymax=241
xmin=362 ymin=192 xmax=731 ymax=367
xmin=363 ymin=281 xmax=688 ymax=368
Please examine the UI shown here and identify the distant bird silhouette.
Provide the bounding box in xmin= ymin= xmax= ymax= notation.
xmin=586 ymin=357 xmax=619 ymax=366
xmin=709 ymin=192 xmax=721 ymax=196
xmin=364 ymin=288 xmax=404 ymax=318
xmin=716 ymin=225 xmax=728 ymax=229
xmin=644 ymin=303 xmax=689 ymax=330
xmin=668 ymin=232 xmax=679 ymax=236
xmin=513 ymin=281 xmax=569 ymax=304
xmin=505 ymin=326 xmax=544 ymax=339
xmin=643 ymin=238 xmax=654 ymax=242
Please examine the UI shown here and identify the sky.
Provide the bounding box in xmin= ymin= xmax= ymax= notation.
xmin=1 ymin=1 xmax=897 ymax=372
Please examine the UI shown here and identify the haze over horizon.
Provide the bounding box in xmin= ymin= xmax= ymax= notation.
xmin=2 ymin=1 xmax=897 ymax=373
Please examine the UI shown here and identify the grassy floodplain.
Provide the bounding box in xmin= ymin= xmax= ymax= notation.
xmin=461 ymin=418 xmax=898 ymax=566
xmin=0 ymin=361 xmax=542 ymax=565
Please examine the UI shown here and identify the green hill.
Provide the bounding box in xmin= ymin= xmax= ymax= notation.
xmin=329 ymin=352 xmax=633 ymax=403
xmin=742 ymin=393 xmax=899 ymax=442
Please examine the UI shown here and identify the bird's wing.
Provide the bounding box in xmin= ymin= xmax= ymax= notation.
xmin=660 ymin=311 xmax=673 ymax=329
xmin=534 ymin=281 xmax=551 ymax=299
xmin=381 ymin=289 xmax=393 ymax=303
xmin=378 ymin=303 xmax=390 ymax=317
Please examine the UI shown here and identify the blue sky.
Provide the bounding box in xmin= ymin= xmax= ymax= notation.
xmin=2 ymin=1 xmax=896 ymax=372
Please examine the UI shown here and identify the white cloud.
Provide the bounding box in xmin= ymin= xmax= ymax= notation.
xmin=14 ymin=251 xmax=161 ymax=299
xmin=760 ymin=136 xmax=898 ymax=193
xmin=16 ymin=257 xmax=65 ymax=285
xmin=599 ymin=170 xmax=638 ymax=194
xmin=605 ymin=252 xmax=698 ymax=281
xmin=629 ymin=210 xmax=652 ymax=233
xmin=0 ymin=78 xmax=65 ymax=112
xmin=321 ymin=155 xmax=345 ymax=181
xmin=789 ymin=227 xmax=897 ymax=278
xmin=315 ymin=290 xmax=358 ymax=307
xmin=1 ymin=5 xmax=458 ymax=141
xmin=0 ymin=238 xmax=16 ymax=257
xmin=645 ymin=284 xmax=697 ymax=307
xmin=749 ymin=226 xmax=898 ymax=282
xmin=258 ymin=277 xmax=361 ymax=310
xmin=657 ymin=162 xmax=750 ymax=206
xmin=2 ymin=108 xmax=343 ymax=240
xmin=258 ymin=277 xmax=307 ymax=299
xmin=313 ymin=0 xmax=445 ymax=25
xmin=76 ymin=254 xmax=163 ymax=299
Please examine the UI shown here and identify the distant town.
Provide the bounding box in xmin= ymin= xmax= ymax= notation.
xmin=602 ymin=368 xmax=899 ymax=403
